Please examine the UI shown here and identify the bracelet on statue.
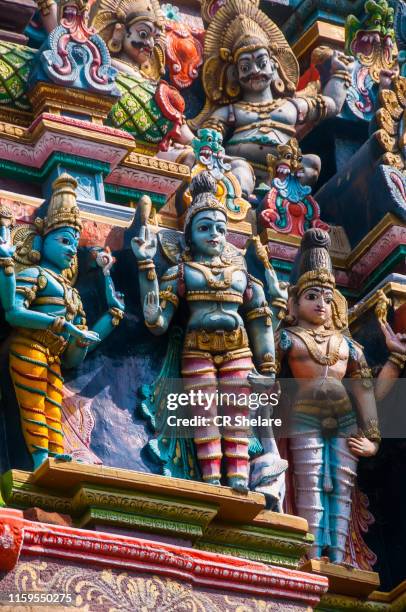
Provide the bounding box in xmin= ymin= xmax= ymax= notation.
xmin=145 ymin=315 xmax=164 ymax=330
xmin=109 ymin=307 xmax=124 ymax=327
xmin=159 ymin=286 xmax=179 ymax=309
xmin=49 ymin=316 xmax=66 ymax=334
xmin=388 ymin=352 xmax=406 ymax=370
xmin=361 ymin=418 xmax=381 ymax=445
xmin=137 ymin=259 xmax=156 ymax=281
xmin=258 ymin=353 xmax=277 ymax=375
xmin=246 ymin=306 xmax=272 ymax=326
xmin=271 ymin=298 xmax=288 ymax=320
xmin=0 ymin=257 xmax=14 ymax=276
xmin=331 ymin=70 xmax=352 ymax=88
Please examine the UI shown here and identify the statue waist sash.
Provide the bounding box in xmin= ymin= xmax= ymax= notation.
xmin=12 ymin=328 xmax=68 ymax=357
xmin=184 ymin=327 xmax=249 ymax=354
xmin=186 ymin=290 xmax=243 ymax=304
xmin=293 ymin=397 xmax=353 ymax=437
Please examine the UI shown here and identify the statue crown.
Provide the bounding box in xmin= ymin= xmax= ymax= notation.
xmin=41 ymin=173 xmax=83 ymax=236
xmin=184 ymin=172 xmax=227 ymax=235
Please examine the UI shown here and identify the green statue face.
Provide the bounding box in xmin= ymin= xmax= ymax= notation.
xmin=190 ymin=210 xmax=227 ymax=258
xmin=42 ymin=227 xmax=80 ymax=272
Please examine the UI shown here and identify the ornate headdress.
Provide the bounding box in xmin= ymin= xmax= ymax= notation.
xmin=201 ymin=0 xmax=299 ymax=104
xmin=184 ymin=172 xmax=227 ymax=242
xmin=38 ymin=174 xmax=83 ymax=236
xmin=289 ymin=229 xmax=347 ymax=329
xmin=90 ymin=0 xmax=165 ymax=72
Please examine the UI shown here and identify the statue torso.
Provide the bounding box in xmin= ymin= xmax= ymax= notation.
xmin=183 ymin=262 xmax=247 ymax=332
xmin=224 ymin=99 xmax=298 ymax=169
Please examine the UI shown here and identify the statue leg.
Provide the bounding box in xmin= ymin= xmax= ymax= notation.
xmin=182 ymin=352 xmax=222 ymax=485
xmin=9 ymin=340 xmax=50 ymax=468
xmin=229 ymin=159 xmax=256 ymax=198
xmin=45 ymin=361 xmax=67 ymax=460
xmin=290 ymin=433 xmax=325 ymax=559
xmin=219 ymin=354 xmax=252 ymax=492
xmin=329 ymin=436 xmax=358 ymax=564
xmin=302 ymin=154 xmax=321 ymax=187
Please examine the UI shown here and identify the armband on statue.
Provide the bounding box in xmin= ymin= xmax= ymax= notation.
xmin=246 ymin=305 xmax=272 ymax=326
xmin=137 ymin=259 xmax=157 ymax=281
xmin=360 ymin=419 xmax=381 ymax=445
xmin=388 ymin=352 xmax=406 ymax=371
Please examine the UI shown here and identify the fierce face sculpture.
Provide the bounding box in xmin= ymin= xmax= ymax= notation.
xmin=236 ymin=48 xmax=276 ymax=94
xmin=122 ymin=19 xmax=160 ymax=66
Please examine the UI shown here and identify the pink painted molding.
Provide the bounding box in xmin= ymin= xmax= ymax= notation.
xmin=0 ymin=132 xmax=127 ymax=171
xmin=0 ymin=509 xmax=328 ymax=606
xmin=28 ymin=114 xmax=134 ymax=142
xmin=267 ymin=224 xmax=406 ymax=291
xmin=106 ymin=166 xmax=183 ymax=198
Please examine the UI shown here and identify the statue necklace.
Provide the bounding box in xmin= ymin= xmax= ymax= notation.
xmin=43 ymin=267 xmax=81 ymax=321
xmin=236 ymin=98 xmax=285 ymax=119
xmin=186 ymin=261 xmax=240 ymax=290
xmin=293 ymin=326 xmax=343 ymax=367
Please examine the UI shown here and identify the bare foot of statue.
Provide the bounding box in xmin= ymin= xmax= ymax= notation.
xmin=53 ymin=453 xmax=73 ymax=462
xmin=32 ymin=450 xmax=49 ymax=471
xmin=228 ymin=477 xmax=249 ymax=493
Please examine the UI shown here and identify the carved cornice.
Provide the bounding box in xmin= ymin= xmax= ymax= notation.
xmin=349 ymin=279 xmax=406 ymax=326
xmin=28 ymin=83 xmax=118 ymax=121
xmin=125 ymin=152 xmax=190 ymax=180
xmin=0 ymin=508 xmax=328 ymax=606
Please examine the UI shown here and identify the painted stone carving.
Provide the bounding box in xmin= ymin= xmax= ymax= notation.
xmin=192 ymin=0 xmax=353 ymax=191
xmin=90 ymin=0 xmax=194 ymax=150
xmin=0 ymin=174 xmax=124 ymax=470
xmin=162 ymin=3 xmax=204 ymax=90
xmin=132 ymin=172 xmax=287 ymax=495
xmin=345 ymin=0 xmax=396 ymax=120
xmin=184 ymin=128 xmax=251 ymax=222
xmin=29 ymin=0 xmax=119 ymax=94
xmin=277 ymin=229 xmax=380 ymax=563
xmin=395 ymin=0 xmax=406 ymax=76
xmin=259 ymin=138 xmax=329 ymax=236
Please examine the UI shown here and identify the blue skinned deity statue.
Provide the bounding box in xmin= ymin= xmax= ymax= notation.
xmin=0 ymin=174 xmax=124 ymax=470
xmin=132 ymin=172 xmax=287 ymax=498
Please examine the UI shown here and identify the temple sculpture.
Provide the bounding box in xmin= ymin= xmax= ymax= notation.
xmin=192 ymin=0 xmax=353 ymax=190
xmin=277 ymin=229 xmax=380 ymax=564
xmin=0 ymin=0 xmax=406 ymax=606
xmin=132 ymin=172 xmax=286 ymax=493
xmin=0 ymin=174 xmax=124 ymax=470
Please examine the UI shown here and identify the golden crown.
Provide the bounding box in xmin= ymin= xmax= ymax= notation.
xmin=40 ymin=174 xmax=83 ymax=236
xmin=295 ymin=268 xmax=336 ymax=296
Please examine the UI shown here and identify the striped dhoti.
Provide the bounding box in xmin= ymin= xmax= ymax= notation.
xmin=9 ymin=330 xmax=66 ymax=457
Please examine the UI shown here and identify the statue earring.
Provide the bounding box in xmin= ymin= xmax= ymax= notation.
xmin=108 ymin=38 xmax=122 ymax=54
xmin=273 ymin=78 xmax=285 ymax=95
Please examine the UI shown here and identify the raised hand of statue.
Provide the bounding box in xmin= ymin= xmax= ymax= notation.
xmin=380 ymin=321 xmax=406 ymax=355
xmin=265 ymin=267 xmax=288 ymax=303
xmin=131 ymin=226 xmax=157 ymax=262
xmin=64 ymin=321 xmax=101 ymax=346
xmin=92 ymin=246 xmax=116 ymax=277
xmin=347 ymin=436 xmax=379 ymax=458
xmin=144 ymin=291 xmax=162 ymax=325
xmin=0 ymin=223 xmax=15 ymax=259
